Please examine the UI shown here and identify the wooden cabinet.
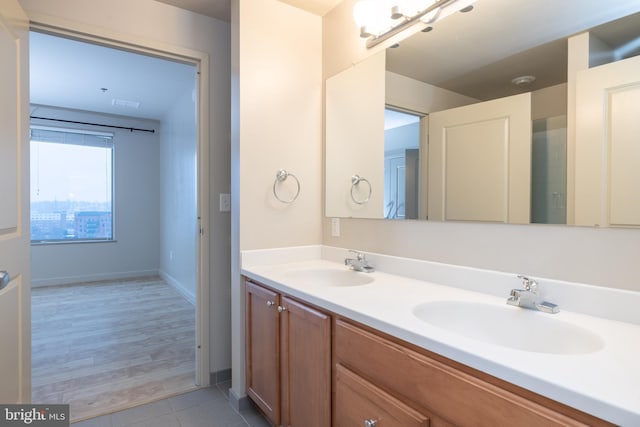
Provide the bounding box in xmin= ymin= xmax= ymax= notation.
xmin=245 ymin=279 xmax=331 ymax=427
xmin=335 ymin=364 xmax=429 ymax=427
xmin=334 ymin=318 xmax=614 ymax=427
xmin=245 ymin=276 xmax=614 ymax=426
xmin=246 ymin=281 xmax=280 ymax=423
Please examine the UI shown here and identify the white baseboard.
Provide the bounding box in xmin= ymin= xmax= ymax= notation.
xmin=159 ymin=270 xmax=196 ymax=305
xmin=31 ymin=270 xmax=159 ymax=288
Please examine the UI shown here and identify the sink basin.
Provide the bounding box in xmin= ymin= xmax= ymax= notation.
xmin=412 ymin=301 xmax=604 ymax=355
xmin=285 ymin=268 xmax=374 ymax=287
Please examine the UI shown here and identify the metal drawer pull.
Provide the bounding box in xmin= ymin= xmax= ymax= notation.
xmin=277 ymin=305 xmax=287 ymax=313
xmin=266 ymin=300 xmax=275 ymax=307
xmin=364 ymin=419 xmax=378 ymax=427
xmin=0 ymin=270 xmax=9 ymax=291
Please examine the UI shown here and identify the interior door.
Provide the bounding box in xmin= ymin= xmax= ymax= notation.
xmin=428 ymin=93 xmax=531 ymax=223
xmin=0 ymin=0 xmax=31 ymax=404
xmin=575 ymin=54 xmax=640 ymax=227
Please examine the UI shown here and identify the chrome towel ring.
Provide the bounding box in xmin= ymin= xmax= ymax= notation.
xmin=273 ymin=169 xmax=300 ymax=204
xmin=350 ymin=174 xmax=372 ymax=205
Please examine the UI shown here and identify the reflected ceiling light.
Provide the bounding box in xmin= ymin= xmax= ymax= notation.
xmin=354 ymin=0 xmax=477 ymax=48
xmin=511 ymin=75 xmax=536 ymax=86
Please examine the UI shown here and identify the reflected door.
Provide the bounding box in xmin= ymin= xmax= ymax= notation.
xmin=428 ymin=93 xmax=532 ymax=223
xmin=575 ymin=54 xmax=640 ymax=227
xmin=325 ymin=51 xmax=386 ymax=218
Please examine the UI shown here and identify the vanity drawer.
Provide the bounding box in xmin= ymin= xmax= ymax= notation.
xmin=334 ymin=318 xmax=610 ymax=427
xmin=335 ymin=363 xmax=429 ymax=427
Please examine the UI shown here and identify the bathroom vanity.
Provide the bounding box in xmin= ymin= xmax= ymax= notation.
xmin=242 ymin=246 xmax=640 ymax=426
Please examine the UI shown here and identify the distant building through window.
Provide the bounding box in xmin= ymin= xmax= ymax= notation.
xmin=30 ymin=126 xmax=114 ymax=243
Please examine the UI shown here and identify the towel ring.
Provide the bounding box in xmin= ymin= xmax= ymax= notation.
xmin=350 ymin=174 xmax=372 ymax=205
xmin=273 ymin=169 xmax=300 ymax=204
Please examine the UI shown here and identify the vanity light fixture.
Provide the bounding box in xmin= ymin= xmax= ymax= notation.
xmin=354 ymin=0 xmax=477 ymax=49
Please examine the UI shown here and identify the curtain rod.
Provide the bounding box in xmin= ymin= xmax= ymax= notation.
xmin=30 ymin=116 xmax=156 ymax=133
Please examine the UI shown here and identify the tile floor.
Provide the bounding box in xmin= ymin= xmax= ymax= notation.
xmin=72 ymin=381 xmax=270 ymax=427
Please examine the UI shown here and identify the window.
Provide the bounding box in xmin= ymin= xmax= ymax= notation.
xmin=30 ymin=126 xmax=114 ymax=243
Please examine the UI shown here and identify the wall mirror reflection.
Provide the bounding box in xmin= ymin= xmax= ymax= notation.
xmin=325 ymin=2 xmax=640 ymax=227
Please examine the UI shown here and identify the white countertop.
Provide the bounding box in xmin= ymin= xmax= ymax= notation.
xmin=241 ymin=246 xmax=640 ymax=426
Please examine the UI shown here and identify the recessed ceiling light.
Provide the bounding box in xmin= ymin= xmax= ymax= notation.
xmin=511 ymin=75 xmax=536 ymax=86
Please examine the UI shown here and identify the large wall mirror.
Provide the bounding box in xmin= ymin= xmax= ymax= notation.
xmin=325 ymin=1 xmax=640 ymax=228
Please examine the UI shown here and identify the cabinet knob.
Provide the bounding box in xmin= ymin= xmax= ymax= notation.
xmin=277 ymin=305 xmax=287 ymax=313
xmin=266 ymin=300 xmax=275 ymax=307
xmin=364 ymin=419 xmax=377 ymax=427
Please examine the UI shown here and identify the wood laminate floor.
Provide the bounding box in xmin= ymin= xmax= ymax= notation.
xmin=31 ymin=277 xmax=196 ymax=422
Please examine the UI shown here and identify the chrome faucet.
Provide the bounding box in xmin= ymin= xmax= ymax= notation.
xmin=507 ymin=275 xmax=559 ymax=314
xmin=344 ymin=250 xmax=375 ymax=273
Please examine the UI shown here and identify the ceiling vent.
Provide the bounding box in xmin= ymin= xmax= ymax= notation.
xmin=111 ymin=98 xmax=140 ymax=109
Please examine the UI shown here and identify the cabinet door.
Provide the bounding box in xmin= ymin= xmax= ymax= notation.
xmin=335 ymin=364 xmax=429 ymax=427
xmin=246 ymin=281 xmax=280 ymax=425
xmin=280 ymin=296 xmax=331 ymax=427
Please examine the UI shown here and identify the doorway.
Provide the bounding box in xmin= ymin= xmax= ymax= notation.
xmin=384 ymin=107 xmax=422 ymax=219
xmin=29 ymin=30 xmax=210 ymax=421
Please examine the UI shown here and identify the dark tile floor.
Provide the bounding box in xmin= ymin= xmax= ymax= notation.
xmin=72 ymin=381 xmax=270 ymax=427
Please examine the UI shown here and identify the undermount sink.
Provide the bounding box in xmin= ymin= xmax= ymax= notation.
xmin=285 ymin=267 xmax=374 ymax=287
xmin=412 ymin=301 xmax=604 ymax=355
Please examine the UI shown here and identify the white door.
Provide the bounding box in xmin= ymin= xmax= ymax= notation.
xmin=428 ymin=93 xmax=531 ymax=223
xmin=0 ymin=0 xmax=31 ymax=403
xmin=575 ymin=54 xmax=640 ymax=227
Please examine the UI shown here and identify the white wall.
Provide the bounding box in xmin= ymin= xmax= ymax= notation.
xmin=30 ymin=106 xmax=161 ymax=286
xmin=20 ymin=0 xmax=232 ymax=375
xmin=230 ymin=0 xmax=323 ymax=400
xmin=323 ymin=2 xmax=640 ymax=292
xmin=159 ymin=86 xmax=198 ymax=303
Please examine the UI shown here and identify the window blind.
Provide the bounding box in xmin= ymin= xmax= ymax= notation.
xmin=30 ymin=126 xmax=114 ymax=148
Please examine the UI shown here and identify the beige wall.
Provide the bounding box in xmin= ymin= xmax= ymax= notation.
xmin=230 ymin=0 xmax=322 ymax=399
xmin=322 ymin=3 xmax=640 ymax=291
xmin=237 ymin=0 xmax=323 ymax=250
xmin=531 ymin=83 xmax=567 ymax=120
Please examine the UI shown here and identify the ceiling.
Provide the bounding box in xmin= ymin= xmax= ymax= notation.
xmin=30 ymin=32 xmax=197 ymax=121
xmin=29 ymin=0 xmax=341 ymax=121
xmin=154 ymin=0 xmax=342 ymax=21
xmin=30 ymin=0 xmax=640 ymax=122
xmin=386 ymin=0 xmax=640 ymax=101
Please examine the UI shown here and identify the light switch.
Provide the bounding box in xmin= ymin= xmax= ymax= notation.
xmin=331 ymin=218 xmax=340 ymax=237
xmin=219 ymin=193 xmax=231 ymax=212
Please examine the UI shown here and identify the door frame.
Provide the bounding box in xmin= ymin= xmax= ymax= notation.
xmin=28 ymin=20 xmax=212 ymax=387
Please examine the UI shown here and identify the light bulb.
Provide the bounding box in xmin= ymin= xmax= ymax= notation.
xmin=353 ymin=0 xmax=395 ymax=36
xmin=353 ymin=0 xmax=377 ymax=28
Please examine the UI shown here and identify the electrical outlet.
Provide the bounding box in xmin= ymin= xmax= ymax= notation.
xmin=219 ymin=193 xmax=231 ymax=212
